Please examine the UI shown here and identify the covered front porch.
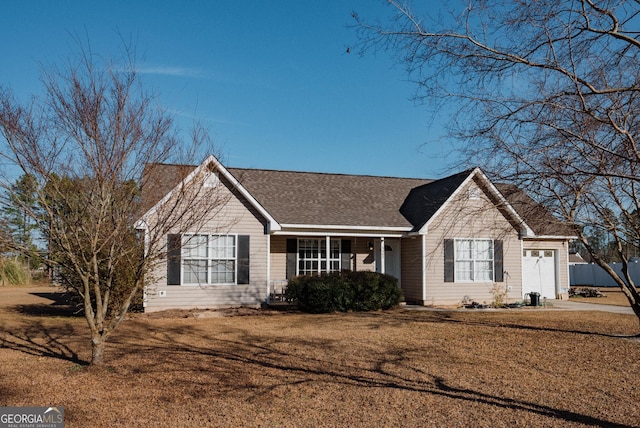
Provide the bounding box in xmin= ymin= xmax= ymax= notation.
xmin=266 ymin=233 xmax=403 ymax=303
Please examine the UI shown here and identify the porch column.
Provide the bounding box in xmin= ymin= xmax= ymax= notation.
xmin=380 ymin=237 xmax=386 ymax=274
xmin=326 ymin=235 xmax=331 ymax=273
xmin=266 ymin=234 xmax=271 ymax=303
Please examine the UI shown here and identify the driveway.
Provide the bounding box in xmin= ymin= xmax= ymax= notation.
xmin=405 ymin=300 xmax=636 ymax=315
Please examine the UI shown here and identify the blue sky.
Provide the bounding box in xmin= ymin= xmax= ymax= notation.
xmin=1 ymin=1 xmax=456 ymax=179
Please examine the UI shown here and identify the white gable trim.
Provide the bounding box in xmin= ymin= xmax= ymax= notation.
xmin=278 ymin=223 xmax=411 ymax=232
xmin=275 ymin=223 xmax=410 ymax=238
xmin=138 ymin=155 xmax=281 ymax=231
xmin=524 ymin=235 xmax=578 ymax=240
xmin=418 ymin=168 xmax=535 ymax=237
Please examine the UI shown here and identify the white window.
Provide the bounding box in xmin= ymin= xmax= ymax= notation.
xmin=454 ymin=239 xmax=494 ymax=282
xmin=183 ymin=235 xmax=209 ymax=284
xmin=298 ymin=239 xmax=341 ymax=276
xmin=183 ymin=234 xmax=236 ymax=284
xmin=210 ymin=235 xmax=236 ymax=283
xmin=328 ymin=239 xmax=341 ymax=271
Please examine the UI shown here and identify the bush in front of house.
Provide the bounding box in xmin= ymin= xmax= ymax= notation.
xmin=285 ymin=271 xmax=403 ymax=313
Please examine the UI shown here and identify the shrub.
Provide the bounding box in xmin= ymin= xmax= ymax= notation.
xmin=0 ymin=258 xmax=30 ymax=286
xmin=569 ymin=287 xmax=605 ymax=298
xmin=285 ymin=271 xmax=403 ymax=313
xmin=489 ymin=282 xmax=508 ymax=307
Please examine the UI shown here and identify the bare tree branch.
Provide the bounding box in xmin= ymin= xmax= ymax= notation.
xmin=0 ymin=43 xmax=224 ymax=364
xmin=354 ymin=0 xmax=640 ymax=324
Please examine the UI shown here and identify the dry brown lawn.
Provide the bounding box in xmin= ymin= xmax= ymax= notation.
xmin=569 ymin=287 xmax=635 ymax=307
xmin=1 ymin=286 xmax=639 ymax=427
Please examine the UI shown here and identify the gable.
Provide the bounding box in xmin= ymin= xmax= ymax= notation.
xmin=398 ymin=168 xmax=575 ymax=238
xmin=138 ymin=156 xmax=279 ymax=231
xmin=399 ymin=167 xmax=530 ymax=235
xmin=399 ymin=169 xmax=473 ymax=231
xmin=422 ymin=176 xmax=524 ymax=238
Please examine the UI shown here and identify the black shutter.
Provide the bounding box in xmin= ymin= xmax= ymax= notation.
xmin=167 ymin=234 xmax=181 ymax=285
xmin=494 ymin=240 xmax=504 ymax=282
xmin=286 ymin=238 xmax=297 ymax=279
xmin=444 ymin=239 xmax=454 ymax=283
xmin=341 ymin=239 xmax=352 ymax=271
xmin=237 ymin=235 xmax=250 ymax=284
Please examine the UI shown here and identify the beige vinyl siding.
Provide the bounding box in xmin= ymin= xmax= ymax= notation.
xmin=269 ymin=236 xmax=287 ymax=281
xmin=400 ymin=236 xmax=424 ymax=302
xmin=523 ymin=239 xmax=569 ymax=297
xmin=423 ymin=178 xmax=523 ymax=306
xmin=269 ymin=236 xmax=375 ymax=282
xmin=145 ymin=174 xmax=269 ymax=312
xmin=352 ymin=238 xmax=375 ymax=272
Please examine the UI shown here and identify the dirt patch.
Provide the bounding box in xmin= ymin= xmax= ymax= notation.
xmin=135 ymin=306 xmax=286 ymax=319
xmin=1 ymin=286 xmax=639 ymax=427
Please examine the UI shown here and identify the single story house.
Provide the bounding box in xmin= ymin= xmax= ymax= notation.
xmin=138 ymin=155 xmax=574 ymax=312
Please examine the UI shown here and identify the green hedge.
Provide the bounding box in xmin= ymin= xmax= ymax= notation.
xmin=285 ymin=271 xmax=403 ymax=313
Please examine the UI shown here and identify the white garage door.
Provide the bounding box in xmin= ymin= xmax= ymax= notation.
xmin=522 ymin=250 xmax=556 ymax=299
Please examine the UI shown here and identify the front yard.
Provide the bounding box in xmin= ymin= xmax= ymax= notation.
xmin=569 ymin=286 xmax=635 ymax=307
xmin=1 ymin=286 xmax=639 ymax=427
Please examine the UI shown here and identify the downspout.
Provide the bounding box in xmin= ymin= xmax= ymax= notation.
xmin=520 ymin=238 xmax=524 ymax=300
xmin=563 ymin=241 xmax=570 ymax=295
xmin=134 ymin=220 xmax=150 ymax=309
xmin=422 ymin=234 xmax=427 ymax=304
xmin=354 ymin=237 xmax=358 ymax=271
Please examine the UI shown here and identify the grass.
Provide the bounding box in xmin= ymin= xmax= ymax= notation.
xmin=569 ymin=287 xmax=635 ymax=306
xmin=1 ymin=286 xmax=639 ymax=427
xmin=0 ymin=258 xmax=30 ymax=286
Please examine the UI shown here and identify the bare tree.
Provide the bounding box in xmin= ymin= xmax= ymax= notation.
xmin=353 ymin=0 xmax=640 ymax=323
xmin=0 ymin=45 xmax=227 ymax=364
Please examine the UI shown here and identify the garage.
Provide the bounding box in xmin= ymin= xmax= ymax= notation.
xmin=522 ymin=249 xmax=557 ymax=299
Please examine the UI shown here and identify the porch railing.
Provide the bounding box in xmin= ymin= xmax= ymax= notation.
xmin=269 ymin=279 xmax=288 ymax=303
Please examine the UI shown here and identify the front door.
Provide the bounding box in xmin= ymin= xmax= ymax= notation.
xmin=375 ymin=239 xmax=401 ymax=280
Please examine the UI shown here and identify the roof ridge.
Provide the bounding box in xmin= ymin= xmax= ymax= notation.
xmin=227 ymin=166 xmax=433 ymax=181
xmin=145 ymin=161 xmax=437 ymax=181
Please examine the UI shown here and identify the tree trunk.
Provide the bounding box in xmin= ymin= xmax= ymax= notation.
xmin=620 ymin=285 xmax=640 ymax=331
xmin=91 ymin=336 xmax=105 ymax=365
xmin=630 ymin=300 xmax=640 ymax=327
xmin=592 ymin=259 xmax=640 ymax=329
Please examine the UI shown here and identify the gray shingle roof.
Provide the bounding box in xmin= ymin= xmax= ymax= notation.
xmin=227 ymin=168 xmax=431 ymax=228
xmin=494 ymin=183 xmax=575 ymax=236
xmin=139 ymin=163 xmax=195 ymax=216
xmin=140 ymin=162 xmax=572 ymax=236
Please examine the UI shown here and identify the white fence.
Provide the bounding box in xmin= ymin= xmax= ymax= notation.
xmin=570 ymin=262 xmax=640 ymax=287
